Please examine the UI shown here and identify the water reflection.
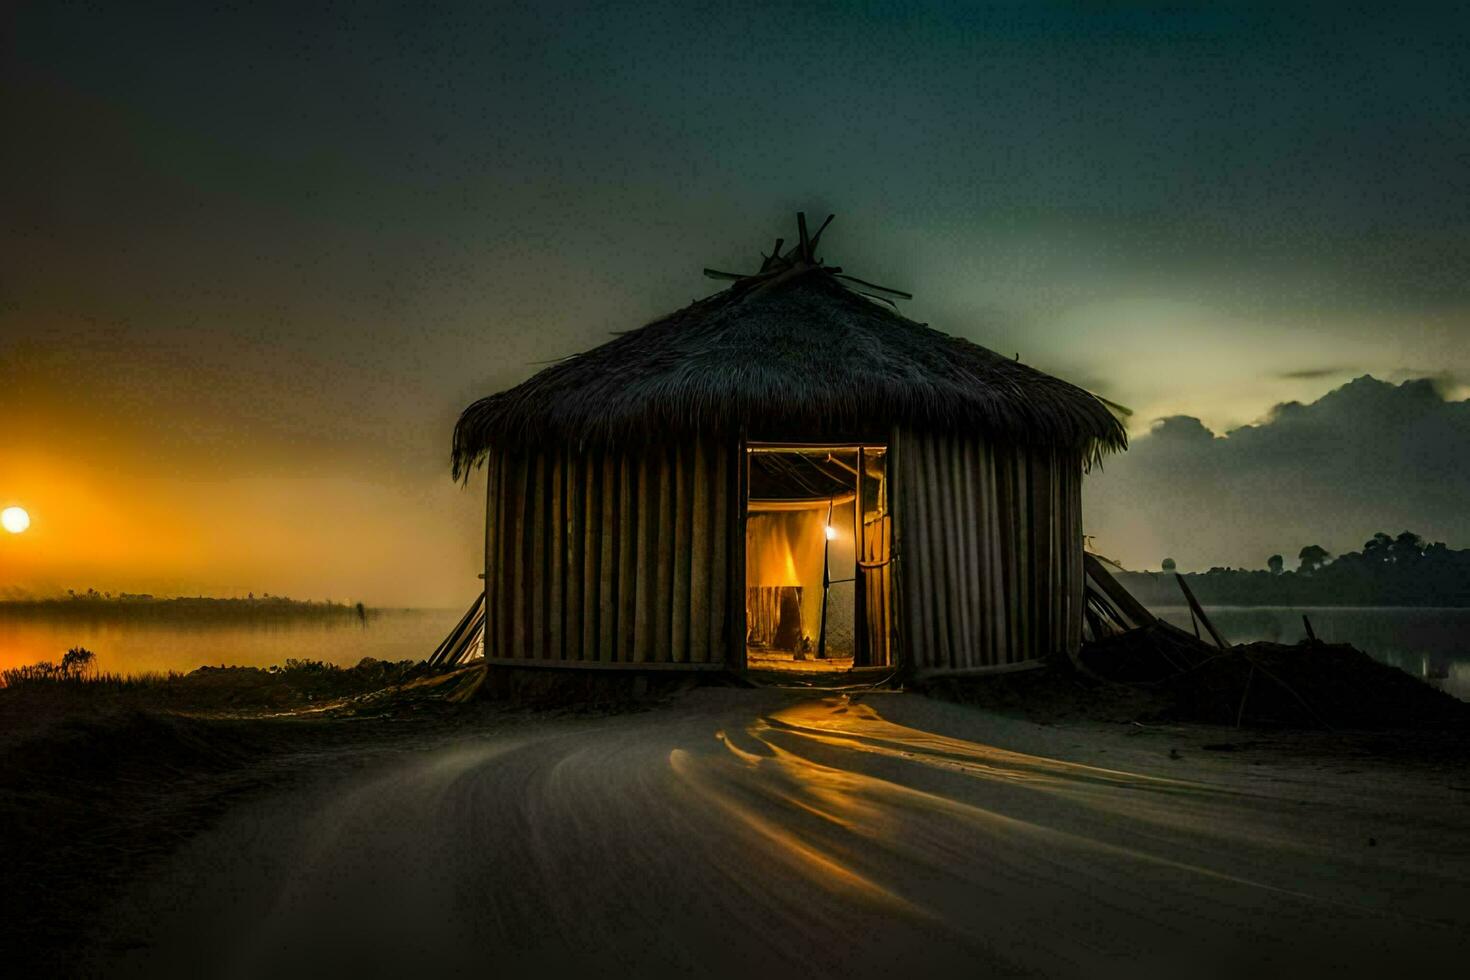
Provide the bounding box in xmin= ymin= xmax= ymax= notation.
xmin=0 ymin=607 xmax=462 ymax=675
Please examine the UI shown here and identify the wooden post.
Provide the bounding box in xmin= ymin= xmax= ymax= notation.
xmin=817 ymin=496 xmax=833 ymax=660
xmin=853 ymin=447 xmax=867 ymax=667
xmin=731 ymin=433 xmax=749 ymax=671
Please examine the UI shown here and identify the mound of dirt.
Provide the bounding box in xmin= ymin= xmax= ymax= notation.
xmin=1080 ymin=623 xmax=1469 ymax=730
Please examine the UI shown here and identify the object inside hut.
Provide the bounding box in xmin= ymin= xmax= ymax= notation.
xmin=745 ymin=446 xmax=891 ymax=671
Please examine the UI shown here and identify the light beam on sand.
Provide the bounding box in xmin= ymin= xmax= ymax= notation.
xmin=672 ymin=695 xmax=1388 ymax=923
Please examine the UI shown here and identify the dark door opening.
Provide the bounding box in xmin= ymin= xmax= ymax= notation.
xmin=744 ymin=445 xmax=892 ymax=673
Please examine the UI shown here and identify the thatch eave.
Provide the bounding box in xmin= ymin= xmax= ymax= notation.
xmin=452 ymin=270 xmax=1126 ymax=480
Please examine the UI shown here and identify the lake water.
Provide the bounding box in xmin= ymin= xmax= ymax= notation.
xmin=0 ymin=607 xmax=465 ymax=677
xmin=1151 ymin=606 xmax=1470 ymax=702
xmin=4 ymin=603 xmax=1467 ymax=701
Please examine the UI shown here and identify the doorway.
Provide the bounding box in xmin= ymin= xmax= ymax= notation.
xmin=743 ymin=444 xmax=892 ymax=672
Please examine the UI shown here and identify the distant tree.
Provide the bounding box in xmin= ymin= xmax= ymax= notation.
xmin=248 ymin=591 xmax=255 ymax=600
xmin=1298 ymin=545 xmax=1331 ymax=574
xmin=1390 ymin=530 xmax=1424 ymax=563
xmin=1362 ymin=531 xmax=1393 ymax=562
xmin=59 ymin=646 xmax=94 ymax=676
xmin=1267 ymin=554 xmax=1284 ymax=575
xmin=1161 ymin=558 xmax=1176 ymax=573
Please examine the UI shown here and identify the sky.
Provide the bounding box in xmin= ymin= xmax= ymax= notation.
xmin=2 ymin=2 xmax=1469 ymax=602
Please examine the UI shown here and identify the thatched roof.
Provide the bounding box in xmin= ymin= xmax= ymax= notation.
xmin=453 ymin=220 xmax=1126 ymax=477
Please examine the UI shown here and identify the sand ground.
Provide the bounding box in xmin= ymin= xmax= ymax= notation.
xmin=77 ymin=685 xmax=1470 ymax=979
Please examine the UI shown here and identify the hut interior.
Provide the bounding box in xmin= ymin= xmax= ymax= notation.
xmin=745 ymin=445 xmax=892 ymax=672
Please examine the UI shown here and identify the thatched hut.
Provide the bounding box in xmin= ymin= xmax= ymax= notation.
xmin=451 ymin=215 xmax=1125 ymax=678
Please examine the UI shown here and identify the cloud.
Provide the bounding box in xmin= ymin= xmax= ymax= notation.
xmin=1085 ymin=375 xmax=1470 ymax=571
xmin=1275 ymin=366 xmax=1357 ymax=380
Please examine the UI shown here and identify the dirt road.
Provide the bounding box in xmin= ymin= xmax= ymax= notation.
xmin=98 ymin=687 xmax=1470 ymax=978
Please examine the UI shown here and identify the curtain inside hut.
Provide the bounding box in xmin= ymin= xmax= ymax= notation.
xmin=744 ymin=497 xmax=857 ymax=655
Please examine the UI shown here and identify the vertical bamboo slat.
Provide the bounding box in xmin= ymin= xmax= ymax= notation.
xmin=1066 ymin=455 xmax=1084 ymax=655
xmin=927 ymin=437 xmax=958 ymax=670
xmin=688 ymin=439 xmax=711 ymax=664
xmin=482 ymin=453 xmax=497 ymax=657
xmin=729 ymin=438 xmax=747 ymax=667
xmin=633 ymin=454 xmax=657 ymax=662
xmin=1003 ymin=451 xmax=1018 ymax=660
xmin=599 ymin=452 xmax=618 ymax=661
xmin=983 ymin=445 xmax=1005 ymax=664
xmin=548 ymin=452 xmax=564 ymax=660
xmin=652 ymin=448 xmax=674 ymax=663
xmin=957 ymin=437 xmax=982 ymax=668
xmin=942 ymin=435 xmax=971 ymax=669
xmin=1032 ymin=449 xmax=1052 ymax=660
xmin=907 ymin=433 xmax=935 ymax=668
xmin=708 ymin=440 xmax=729 ymax=663
xmin=517 ymin=458 xmax=540 ymax=664
xmin=670 ymin=444 xmax=692 ymax=662
xmin=618 ymin=455 xmax=638 ymax=662
xmin=505 ymin=455 xmax=523 ymax=664
xmin=566 ymin=451 xmax=585 ymax=660
xmin=580 ymin=450 xmax=599 ymax=660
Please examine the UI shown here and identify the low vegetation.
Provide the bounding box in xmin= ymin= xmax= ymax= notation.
xmin=0 ymin=654 xmax=426 ymax=715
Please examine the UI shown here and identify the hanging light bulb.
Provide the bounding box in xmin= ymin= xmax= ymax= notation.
xmin=824 ymin=524 xmax=837 ymax=541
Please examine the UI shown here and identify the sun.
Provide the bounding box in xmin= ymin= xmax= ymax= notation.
xmin=2 ymin=507 xmax=30 ymax=534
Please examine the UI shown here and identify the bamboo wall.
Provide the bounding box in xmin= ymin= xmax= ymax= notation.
xmin=894 ymin=430 xmax=1084 ymax=676
xmin=481 ymin=430 xmax=1082 ymax=675
xmin=483 ymin=438 xmax=736 ymax=668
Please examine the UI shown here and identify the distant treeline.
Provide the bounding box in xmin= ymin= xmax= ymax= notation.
xmin=1117 ymin=531 xmax=1470 ymax=608
xmin=0 ymin=592 xmax=369 ymax=622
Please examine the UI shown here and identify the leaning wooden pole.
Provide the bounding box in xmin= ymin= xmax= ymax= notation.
xmin=1174 ymin=573 xmax=1229 ymax=649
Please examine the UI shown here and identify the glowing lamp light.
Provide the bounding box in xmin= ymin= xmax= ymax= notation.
xmin=824 ymin=524 xmax=837 ymax=541
xmin=2 ymin=506 xmax=29 ymax=534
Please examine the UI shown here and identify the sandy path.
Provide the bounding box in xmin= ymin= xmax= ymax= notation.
xmin=99 ymin=688 xmax=1470 ymax=978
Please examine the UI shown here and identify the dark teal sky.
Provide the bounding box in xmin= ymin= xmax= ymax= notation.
xmin=4 ymin=2 xmax=1469 ymax=599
